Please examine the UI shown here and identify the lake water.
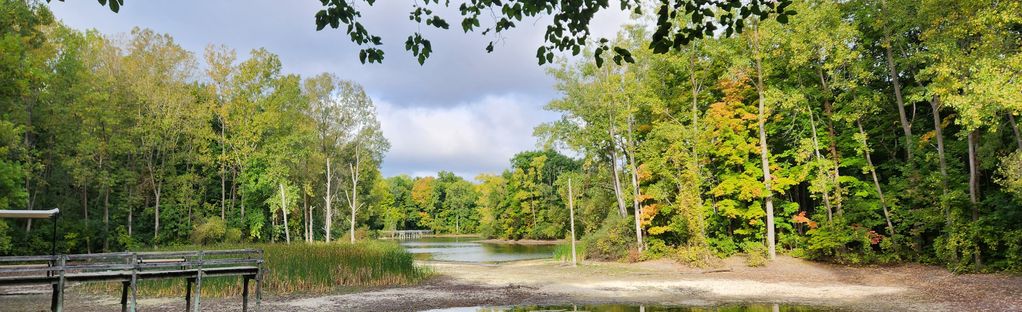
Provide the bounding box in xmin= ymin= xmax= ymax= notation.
xmin=399 ymin=237 xmax=557 ymax=263
xmin=421 ymin=304 xmax=836 ymax=312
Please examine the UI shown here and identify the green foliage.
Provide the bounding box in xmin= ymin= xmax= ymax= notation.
xmin=740 ymin=241 xmax=768 ymax=267
xmin=191 ymin=217 xmax=227 ymax=245
xmin=708 ymin=236 xmax=739 ymax=258
xmin=0 ymin=220 xmax=11 ymax=255
xmin=580 ymin=213 xmax=635 ymax=261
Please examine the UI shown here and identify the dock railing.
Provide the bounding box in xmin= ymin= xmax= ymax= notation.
xmin=0 ymin=249 xmax=263 ymax=312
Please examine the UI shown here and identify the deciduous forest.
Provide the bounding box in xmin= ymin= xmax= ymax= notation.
xmin=3 ymin=0 xmax=1022 ymax=274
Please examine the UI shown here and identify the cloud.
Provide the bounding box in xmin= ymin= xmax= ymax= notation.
xmin=46 ymin=0 xmax=629 ymax=178
xmin=377 ymin=94 xmax=559 ymax=178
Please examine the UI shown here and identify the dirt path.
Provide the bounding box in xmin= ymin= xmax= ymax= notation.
xmin=2 ymin=256 xmax=1020 ymax=311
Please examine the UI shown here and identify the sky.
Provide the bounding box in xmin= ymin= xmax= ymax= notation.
xmin=45 ymin=1 xmax=629 ymax=179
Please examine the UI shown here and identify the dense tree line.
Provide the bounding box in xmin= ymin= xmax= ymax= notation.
xmin=378 ymin=0 xmax=1022 ymax=272
xmin=535 ymin=0 xmax=1022 ymax=271
xmin=0 ymin=1 xmax=388 ymax=255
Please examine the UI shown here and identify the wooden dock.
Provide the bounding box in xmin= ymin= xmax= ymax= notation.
xmin=379 ymin=230 xmax=433 ymax=239
xmin=0 ymin=249 xmax=263 ymax=312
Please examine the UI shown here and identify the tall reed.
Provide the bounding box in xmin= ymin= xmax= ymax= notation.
xmin=80 ymin=241 xmax=431 ymax=297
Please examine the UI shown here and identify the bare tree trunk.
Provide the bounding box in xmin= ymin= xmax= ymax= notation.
xmin=818 ymin=68 xmax=843 ymax=214
xmin=153 ymin=181 xmax=161 ymax=242
xmin=279 ymin=183 xmax=291 ymax=244
xmin=967 ymin=130 xmax=982 ymax=268
xmin=688 ymin=48 xmax=708 ymax=244
xmin=1008 ymin=114 xmax=1022 ymax=150
xmin=884 ymin=36 xmax=914 ymax=161
xmin=220 ymin=125 xmax=226 ymax=221
xmin=752 ymin=23 xmax=776 ymax=260
xmin=349 ymin=151 xmax=361 ymax=244
xmin=609 ymin=117 xmax=628 ymax=217
xmin=303 ymin=193 xmax=310 ymax=242
xmin=857 ymin=120 xmax=896 ymax=237
xmin=568 ymin=178 xmax=577 ymax=267
xmin=82 ymin=183 xmax=91 ymax=253
xmin=807 ymin=105 xmax=834 ymax=221
xmin=626 ymin=113 xmax=643 ymax=252
xmin=103 ymin=186 xmax=110 ymax=251
xmin=325 ymin=158 xmax=333 ymax=242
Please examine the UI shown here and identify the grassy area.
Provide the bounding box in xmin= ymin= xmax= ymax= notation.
xmin=552 ymin=242 xmax=586 ymax=263
xmin=80 ymin=241 xmax=431 ymax=297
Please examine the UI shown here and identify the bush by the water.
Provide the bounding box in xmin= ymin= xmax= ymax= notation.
xmin=580 ymin=213 xmax=635 ymax=261
xmin=82 ymin=241 xmax=430 ymax=297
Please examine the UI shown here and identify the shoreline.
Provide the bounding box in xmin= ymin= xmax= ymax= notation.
xmin=2 ymin=256 xmax=1020 ymax=311
xmin=474 ymin=238 xmax=565 ymax=245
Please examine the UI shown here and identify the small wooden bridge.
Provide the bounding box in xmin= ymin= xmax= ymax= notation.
xmin=0 ymin=249 xmax=264 ymax=312
xmin=379 ymin=230 xmax=433 ymax=239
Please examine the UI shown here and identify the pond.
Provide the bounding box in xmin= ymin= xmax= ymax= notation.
xmin=421 ymin=304 xmax=837 ymax=312
xmin=399 ymin=237 xmax=558 ymax=263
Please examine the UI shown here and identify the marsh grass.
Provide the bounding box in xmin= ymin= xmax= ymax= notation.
xmin=553 ymin=242 xmax=586 ymax=262
xmin=79 ymin=241 xmax=431 ymax=297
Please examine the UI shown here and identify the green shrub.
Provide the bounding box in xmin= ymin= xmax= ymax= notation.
xmin=225 ymin=228 xmax=243 ymax=243
xmin=708 ymin=236 xmax=738 ymax=258
xmin=191 ymin=217 xmax=227 ymax=245
xmin=640 ymin=238 xmax=672 ymax=260
xmin=740 ymin=241 xmax=767 ymax=267
xmin=673 ymin=245 xmax=720 ymax=268
xmin=580 ymin=213 xmax=634 ymax=261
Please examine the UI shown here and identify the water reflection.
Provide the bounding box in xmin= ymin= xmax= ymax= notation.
xmin=399 ymin=237 xmax=557 ymax=263
xmin=422 ymin=304 xmax=830 ymax=312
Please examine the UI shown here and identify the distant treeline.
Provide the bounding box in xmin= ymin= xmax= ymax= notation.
xmin=1 ymin=1 xmax=389 ymax=254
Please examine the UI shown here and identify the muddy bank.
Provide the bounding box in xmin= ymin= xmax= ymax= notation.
xmin=2 ymin=256 xmax=1020 ymax=311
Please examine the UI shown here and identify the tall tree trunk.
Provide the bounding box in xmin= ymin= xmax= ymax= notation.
xmin=153 ymin=181 xmax=161 ymax=242
xmin=349 ymin=150 xmax=361 ymax=243
xmin=626 ymin=113 xmax=643 ymax=252
xmin=127 ymin=182 xmax=134 ymax=237
xmin=82 ymin=183 xmax=91 ymax=253
xmin=303 ymin=193 xmax=310 ymax=242
xmin=1008 ymin=114 xmax=1022 ymax=150
xmin=103 ymin=186 xmax=110 ymax=251
xmin=752 ymin=23 xmax=776 ymax=260
xmin=818 ymin=68 xmax=843 ymax=214
xmin=609 ymin=117 xmax=628 ymax=217
xmin=857 ymin=120 xmax=896 ymax=237
xmin=807 ymin=106 xmax=834 ymax=222
xmin=967 ymin=130 xmax=982 ymax=268
xmin=325 ymin=158 xmax=333 ymax=242
xmin=930 ymin=96 xmax=951 ymax=225
xmin=884 ymin=36 xmax=914 ymax=161
xmin=689 ymin=47 xmax=707 ymax=244
xmin=568 ymin=178 xmax=577 ymax=267
xmin=279 ymin=183 xmax=291 ymax=244
xmin=220 ymin=125 xmax=226 ymax=221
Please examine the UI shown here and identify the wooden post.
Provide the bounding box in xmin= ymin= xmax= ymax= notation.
xmin=568 ymin=178 xmax=577 ymax=267
xmin=185 ymin=278 xmax=193 ymax=310
xmin=242 ymin=276 xmax=250 ymax=312
xmin=256 ymin=250 xmax=263 ymax=310
xmin=193 ymin=251 xmax=204 ymax=312
xmin=129 ymin=253 xmax=138 ymax=312
xmin=120 ymin=281 xmax=129 ymax=312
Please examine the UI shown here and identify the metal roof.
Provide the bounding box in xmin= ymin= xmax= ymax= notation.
xmin=0 ymin=208 xmax=60 ymax=219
